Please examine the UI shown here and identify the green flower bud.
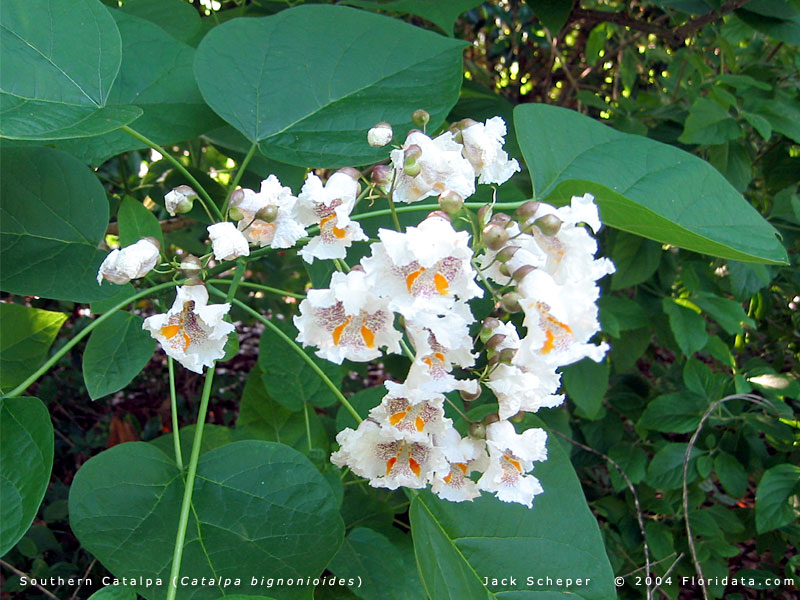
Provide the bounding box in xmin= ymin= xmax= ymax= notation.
xmin=256 ymin=204 xmax=279 ymax=223
xmin=165 ymin=185 xmax=196 ymax=216
xmin=482 ymin=224 xmax=509 ymax=251
xmin=510 ymin=411 xmax=525 ymax=423
xmin=489 ymin=212 xmax=513 ymax=228
xmin=438 ymin=189 xmax=464 ymax=214
xmin=229 ymin=206 xmax=244 ymax=221
xmin=485 ymin=333 xmax=507 ymax=350
xmin=403 ymin=144 xmax=422 ymax=177
xmin=498 ymin=347 xmax=516 ymax=364
xmin=514 ymin=200 xmax=541 ymax=224
xmin=372 ymin=164 xmax=392 ymax=188
xmin=426 ymin=210 xmax=451 ymax=223
xmin=367 ymin=122 xmax=393 ymax=147
xmin=184 ymin=276 xmax=205 ymax=287
xmin=512 ymin=264 xmax=537 ymax=283
xmin=460 ymin=386 xmax=482 ymax=402
xmin=469 ymin=422 xmax=487 ymax=439
xmin=179 ymin=254 xmax=202 ymax=277
xmin=482 ymin=413 xmax=500 ymax=426
xmin=477 ymin=204 xmax=493 ymax=228
xmin=501 ymin=291 xmax=522 ymax=313
xmin=411 ymin=109 xmax=430 ymax=127
xmin=533 ymin=214 xmax=563 ymax=236
xmin=496 ymin=245 xmax=521 ymax=263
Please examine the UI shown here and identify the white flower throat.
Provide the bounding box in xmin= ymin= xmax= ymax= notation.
xmin=397 ymin=256 xmax=460 ymax=297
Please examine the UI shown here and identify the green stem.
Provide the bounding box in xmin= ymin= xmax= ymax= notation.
xmin=209 ymin=279 xmax=306 ymax=299
xmin=350 ymin=200 xmax=528 ymax=225
xmin=120 ymin=125 xmax=223 ymax=223
xmin=165 ymin=366 xmax=216 ymax=600
xmin=5 ymin=281 xmax=181 ymax=398
xmin=168 ymin=358 xmax=183 ymax=471
xmin=222 ymin=143 xmax=258 ymax=218
xmin=400 ymin=339 xmax=415 ymax=362
xmin=208 ymin=287 xmax=362 ymax=424
xmin=386 ymin=192 xmax=402 ymax=231
xmin=303 ymin=402 xmax=313 ymax=452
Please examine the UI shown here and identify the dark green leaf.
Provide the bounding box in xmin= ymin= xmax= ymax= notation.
xmin=610 ymin=232 xmax=662 ymax=290
xmin=0 ymin=304 xmax=67 ymax=392
xmin=0 ymin=146 xmax=117 ymax=302
xmin=87 ymin=586 xmax=137 ymax=600
xmin=693 ymin=292 xmax=753 ymax=336
xmin=259 ymin=319 xmax=343 ymax=411
xmin=646 ymin=443 xmax=702 ymax=490
xmin=561 ymin=358 xmax=609 ymax=419
xmin=0 ymin=397 xmax=54 ymax=557
xmin=82 ymin=312 xmax=155 ymax=400
xmin=410 ymin=417 xmax=616 ymax=599
xmin=117 ymin=196 xmax=164 ymax=249
xmin=149 ymin=424 xmax=235 ymax=463
xmin=344 ymin=0 xmax=483 ymax=35
xmin=662 ymin=298 xmax=708 ymax=356
xmin=527 ymin=0 xmax=575 ymax=33
xmin=727 ymin=260 xmax=772 ymax=301
xmin=714 ymin=452 xmax=748 ymax=498
xmin=335 ymin=386 xmax=385 ymax=432
xmin=638 ymin=392 xmax=707 ymax=433
xmin=755 ymin=463 xmax=800 ymax=533
xmin=514 ymin=104 xmax=787 ymax=264
xmin=679 ymin=98 xmax=742 ymax=145
xmin=195 ymin=5 xmax=466 ymax=167
xmin=607 ymin=442 xmax=648 ymax=493
xmin=118 ymin=0 xmax=202 ymax=43
xmin=69 ymin=441 xmax=344 ymax=600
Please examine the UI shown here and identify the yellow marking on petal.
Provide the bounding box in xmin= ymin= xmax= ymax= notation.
xmin=332 ymin=316 xmax=352 ymax=345
xmin=507 ymin=457 xmax=522 ymax=472
xmin=434 ymin=352 xmax=445 ymax=363
xmin=389 ymin=411 xmax=407 ymax=426
xmin=443 ymin=472 xmax=453 ymax=484
xmin=541 ymin=330 xmax=556 ymax=354
xmin=423 ymin=356 xmax=433 ymax=367
xmin=433 ymin=272 xmax=449 ymax=295
xmin=406 ymin=267 xmax=425 ymax=292
xmin=333 ymin=225 xmax=347 ymax=239
xmin=183 ymin=332 xmax=192 ymax=352
xmin=409 ymin=457 xmax=421 ymax=477
xmin=415 ymin=416 xmax=425 ymax=432
xmin=161 ymin=325 xmax=181 ymax=339
xmin=386 ymin=457 xmax=397 ymax=475
xmin=320 ymin=214 xmax=335 ymax=228
xmin=455 ymin=463 xmax=468 ymax=474
xmin=360 ymin=325 xmax=375 ymax=348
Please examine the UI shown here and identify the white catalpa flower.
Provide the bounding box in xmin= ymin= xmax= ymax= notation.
xmin=390 ymin=130 xmax=475 ymax=204
xmin=517 ymin=269 xmax=608 ymax=367
xmin=331 ymin=420 xmax=447 ymax=490
xmin=477 ymin=420 xmax=548 ymax=508
xmin=97 ymin=238 xmax=160 ymax=285
xmin=485 ymin=322 xmax=564 ymax=419
xmin=233 ymin=175 xmax=306 ymax=249
xmin=164 ymin=185 xmax=196 ymax=216
xmin=430 ymin=427 xmax=489 ymax=503
xmin=362 ymin=216 xmax=482 ymax=320
xmin=142 ymin=285 xmax=234 ymax=374
xmin=461 ymin=116 xmax=520 ymax=185
xmin=294 ymin=270 xmax=401 ymax=364
xmin=295 ymin=171 xmax=367 ymax=263
xmin=371 ymin=382 xmax=451 ymax=443
xmin=207 ymin=222 xmax=250 ymax=261
xmin=405 ymin=311 xmax=478 ymax=394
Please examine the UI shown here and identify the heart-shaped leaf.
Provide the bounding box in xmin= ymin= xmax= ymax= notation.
xmin=69 ymin=440 xmax=344 ymax=600
xmin=409 ymin=416 xmax=616 ymax=599
xmin=0 ymin=397 xmax=54 ymax=557
xmin=194 ymin=4 xmax=466 ymax=167
xmin=0 ymin=146 xmax=118 ymax=302
xmin=514 ymin=104 xmax=787 ymax=264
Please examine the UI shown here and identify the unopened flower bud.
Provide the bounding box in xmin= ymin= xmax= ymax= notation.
xmin=477 ymin=204 xmax=492 ymax=228
xmin=482 ymin=413 xmax=500 ymax=426
xmin=514 ymin=200 xmax=541 ymax=224
xmin=438 ymin=190 xmax=463 ymax=214
xmin=349 ymin=264 xmax=365 ymax=273
xmin=179 ymin=254 xmax=202 ymax=277
xmin=496 ymin=245 xmax=521 ymax=263
xmin=164 ymin=185 xmax=196 ymax=216
xmin=482 ymin=317 xmax=502 ymax=333
xmin=367 ymin=122 xmax=393 ymax=147
xmin=372 ymin=164 xmax=392 ymax=188
xmin=469 ymin=422 xmax=487 ymax=439
xmin=229 ymin=188 xmax=245 ymax=208
xmin=411 ymin=109 xmax=430 ymax=127
xmin=485 ymin=333 xmax=507 ymax=350
xmin=501 ymin=291 xmax=522 ymax=313
xmin=512 ymin=264 xmax=537 ymax=282
xmin=510 ymin=411 xmax=525 ymax=423
xmin=184 ymin=277 xmax=205 ymax=287
xmin=499 ymin=262 xmax=511 ymax=277
xmin=498 ymin=347 xmax=516 ymax=364
xmin=482 ymin=224 xmax=509 ymax=251
xmin=460 ymin=386 xmax=481 ymax=402
xmin=425 ymin=210 xmax=451 ymax=222
xmin=256 ymin=204 xmax=279 ymax=223
xmin=229 ymin=206 xmax=245 ymax=221
xmin=453 ymin=118 xmax=478 ymax=131
xmin=533 ymin=214 xmax=563 ymax=236
xmin=403 ymin=144 xmax=422 ymax=177
xmin=489 ymin=212 xmax=513 ymax=228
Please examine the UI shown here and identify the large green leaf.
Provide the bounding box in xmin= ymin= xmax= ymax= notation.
xmin=0 ymin=0 xmax=138 ymax=139
xmin=82 ymin=311 xmax=156 ymax=400
xmin=343 ymin=0 xmax=483 ymax=35
xmin=118 ymin=0 xmax=202 ymax=44
xmin=526 ymin=0 xmax=575 ymax=32
xmin=514 ymin=104 xmax=788 ymax=264
xmin=0 ymin=397 xmax=54 ymax=557
xmin=51 ymin=9 xmax=222 ymax=165
xmin=117 ymin=196 xmax=165 ymax=249
xmin=69 ymin=440 xmax=344 ymax=600
xmin=258 ymin=320 xmax=343 ymax=411
xmin=0 ymin=146 xmax=118 ymax=302
xmin=194 ymin=5 xmax=466 ymax=167
xmin=0 ymin=304 xmax=67 ymax=393
xmin=409 ymin=416 xmax=616 ymax=599
xmin=754 ymin=463 xmax=800 ymax=533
